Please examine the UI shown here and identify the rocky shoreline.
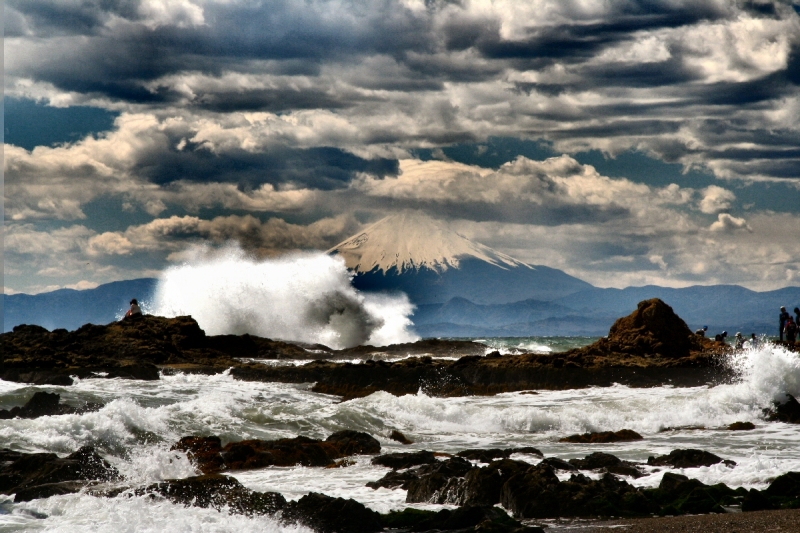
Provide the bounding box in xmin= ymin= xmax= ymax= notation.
xmin=2 ymin=299 xmax=738 ymax=398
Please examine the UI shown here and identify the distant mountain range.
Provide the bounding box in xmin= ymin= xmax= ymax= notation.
xmin=4 ymin=213 xmax=799 ymax=337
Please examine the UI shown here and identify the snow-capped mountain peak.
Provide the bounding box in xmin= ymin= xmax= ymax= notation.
xmin=328 ymin=212 xmax=531 ymax=274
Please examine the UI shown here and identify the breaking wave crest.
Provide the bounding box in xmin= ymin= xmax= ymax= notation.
xmin=152 ymin=246 xmax=418 ymax=349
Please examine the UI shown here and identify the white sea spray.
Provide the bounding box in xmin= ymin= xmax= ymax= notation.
xmin=151 ymin=245 xmax=419 ymax=349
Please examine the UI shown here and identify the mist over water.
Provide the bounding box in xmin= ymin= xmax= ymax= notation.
xmin=152 ymin=247 xmax=419 ymax=349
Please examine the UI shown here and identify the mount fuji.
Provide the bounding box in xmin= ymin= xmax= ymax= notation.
xmin=328 ymin=212 xmax=592 ymax=305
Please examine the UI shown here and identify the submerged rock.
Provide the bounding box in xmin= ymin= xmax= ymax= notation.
xmin=728 ymin=421 xmax=756 ymax=430
xmin=559 ymin=429 xmax=643 ymax=443
xmin=647 ymin=449 xmax=736 ymax=469
xmin=0 ymin=446 xmax=120 ymax=502
xmin=389 ymin=430 xmax=413 ymax=444
xmin=172 ymin=430 xmax=380 ymax=473
xmin=0 ymin=392 xmax=101 ymax=419
xmin=456 ymin=447 xmax=543 ymax=463
xmin=371 ymin=450 xmax=437 ymax=470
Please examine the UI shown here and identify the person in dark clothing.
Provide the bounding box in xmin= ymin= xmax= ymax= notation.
xmin=714 ymin=331 xmax=728 ymax=343
xmin=780 ymin=307 xmax=790 ymax=341
xmin=786 ymin=317 xmax=798 ymax=344
xmin=795 ymin=308 xmax=800 ymax=328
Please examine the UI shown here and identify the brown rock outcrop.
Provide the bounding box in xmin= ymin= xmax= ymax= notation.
xmin=559 ymin=429 xmax=643 ymax=444
xmin=172 ymin=431 xmax=380 ymax=473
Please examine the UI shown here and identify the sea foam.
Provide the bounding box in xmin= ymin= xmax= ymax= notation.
xmin=152 ymin=246 xmax=418 ymax=349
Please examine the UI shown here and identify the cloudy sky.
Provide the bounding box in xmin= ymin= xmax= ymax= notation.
xmin=4 ymin=0 xmax=800 ymax=294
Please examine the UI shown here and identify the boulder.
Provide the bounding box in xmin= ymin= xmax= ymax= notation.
xmin=559 ymin=429 xmax=643 ymax=443
xmin=647 ymin=449 xmax=736 ymax=469
xmin=281 ymin=492 xmax=383 ymax=533
xmin=651 ymin=472 xmax=739 ymax=515
xmin=0 ymin=392 xmax=102 ymax=419
xmin=324 ymin=430 xmax=381 ymax=455
xmin=366 ymin=469 xmax=420 ymax=490
xmin=0 ymin=446 xmax=120 ymax=502
xmin=727 ymin=421 xmax=756 ymax=431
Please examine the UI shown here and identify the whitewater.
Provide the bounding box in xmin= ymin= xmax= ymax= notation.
xmin=3 ymin=250 xmax=800 ymax=531
xmin=1 ymin=340 xmax=799 ymax=532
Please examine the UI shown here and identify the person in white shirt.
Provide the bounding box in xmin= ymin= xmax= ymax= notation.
xmin=125 ymin=298 xmax=143 ymax=318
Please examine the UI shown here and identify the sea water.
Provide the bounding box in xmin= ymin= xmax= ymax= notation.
xmin=1 ymin=339 xmax=799 ymax=532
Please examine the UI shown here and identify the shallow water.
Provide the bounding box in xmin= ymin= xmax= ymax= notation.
xmin=1 ymin=340 xmax=799 ymax=531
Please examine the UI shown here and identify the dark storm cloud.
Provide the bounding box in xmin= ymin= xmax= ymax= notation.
xmin=136 ymin=143 xmax=399 ymax=190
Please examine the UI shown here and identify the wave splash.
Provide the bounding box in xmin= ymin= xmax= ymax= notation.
xmin=152 ymin=246 xmax=419 ymax=349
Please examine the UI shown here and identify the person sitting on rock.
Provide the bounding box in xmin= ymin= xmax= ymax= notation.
xmin=785 ymin=317 xmax=798 ymax=344
xmin=695 ymin=325 xmax=708 ymax=337
xmin=125 ymin=299 xmax=143 ymax=319
xmin=780 ymin=307 xmax=790 ymax=341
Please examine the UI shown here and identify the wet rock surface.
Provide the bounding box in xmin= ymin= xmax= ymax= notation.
xmin=766 ymin=394 xmax=800 ymax=423
xmin=173 ymin=430 xmax=380 ymax=473
xmin=560 ymin=429 xmax=643 ymax=443
xmin=137 ymin=474 xmax=286 ymax=516
xmin=381 ymin=505 xmax=542 ymax=533
xmin=647 ymin=449 xmax=736 ymax=469
xmin=281 ymin=492 xmax=383 ymax=533
xmin=0 ymin=392 xmax=101 ymax=419
xmin=0 ymin=446 xmax=120 ymax=502
xmin=568 ymin=452 xmax=645 ymax=478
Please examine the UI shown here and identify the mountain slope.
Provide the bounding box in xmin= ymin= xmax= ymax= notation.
xmin=3 ymin=278 xmax=158 ymax=332
xmin=329 ymin=212 xmax=593 ymax=304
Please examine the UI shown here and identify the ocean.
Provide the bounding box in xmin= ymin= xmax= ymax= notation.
xmin=1 ymin=338 xmax=799 ymax=532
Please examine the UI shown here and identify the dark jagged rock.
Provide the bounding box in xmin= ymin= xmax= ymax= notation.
xmin=324 ymin=430 xmax=381 ymax=455
xmin=742 ymin=472 xmax=800 ymax=511
xmin=728 ymin=421 xmax=756 ymax=430
xmin=501 ymin=463 xmax=656 ymax=519
xmin=366 ymin=469 xmax=420 ymax=490
xmin=405 ymin=457 xmax=475 ymax=503
xmin=456 ymin=447 xmax=542 ymax=463
xmin=651 ymin=472 xmax=741 ymax=515
xmin=766 ymin=394 xmax=800 ymax=424
xmin=172 ymin=431 xmax=380 ymax=473
xmin=0 ymin=446 xmax=120 ymax=502
xmin=568 ymin=452 xmax=644 ymax=478
xmin=389 ymin=430 xmax=413 ymax=444
xmin=371 ymin=450 xmax=437 ymax=470
xmin=0 ymin=392 xmax=100 ymax=419
xmin=540 ymin=457 xmax=577 ymax=471
xmin=381 ymin=505 xmax=539 ymax=533
xmin=140 ymin=474 xmax=286 ymax=515
xmin=281 ymin=492 xmax=383 ymax=533
xmin=647 ymin=449 xmax=736 ymax=469
xmin=560 ymin=429 xmax=643 ymax=443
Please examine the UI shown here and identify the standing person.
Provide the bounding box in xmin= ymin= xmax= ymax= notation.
xmin=734 ymin=332 xmax=745 ymax=349
xmin=749 ymin=333 xmax=758 ymax=349
xmin=780 ymin=307 xmax=790 ymax=341
xmin=125 ymin=299 xmax=143 ymax=318
xmin=786 ymin=317 xmax=798 ymax=344
xmin=795 ymin=308 xmax=800 ymax=328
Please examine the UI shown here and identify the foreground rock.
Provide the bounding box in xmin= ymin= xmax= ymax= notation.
xmin=382 ymin=505 xmax=542 ymax=533
xmin=766 ymin=394 xmax=800 ymax=423
xmin=647 ymin=449 xmax=736 ymax=469
xmin=560 ymin=429 xmax=643 ymax=443
xmin=366 ymin=450 xmax=800 ymax=519
xmin=3 ymin=299 xmax=728 ymax=397
xmin=282 ymin=492 xmax=383 ymax=533
xmin=0 ymin=392 xmax=101 ymax=419
xmin=173 ymin=430 xmax=380 ymax=473
xmin=137 ymin=474 xmax=286 ymax=516
xmin=0 ymin=446 xmax=120 ymax=501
